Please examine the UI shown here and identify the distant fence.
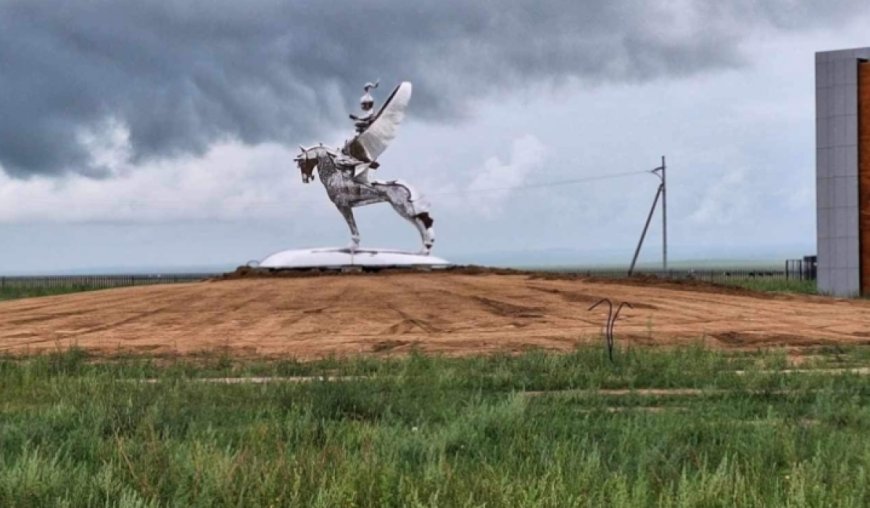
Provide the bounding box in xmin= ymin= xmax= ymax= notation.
xmin=0 ymin=274 xmax=217 ymax=290
xmin=559 ymin=268 xmax=804 ymax=282
xmin=785 ymin=256 xmax=818 ymax=281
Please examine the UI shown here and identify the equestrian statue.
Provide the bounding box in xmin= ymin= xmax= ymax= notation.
xmin=294 ymin=81 xmax=435 ymax=254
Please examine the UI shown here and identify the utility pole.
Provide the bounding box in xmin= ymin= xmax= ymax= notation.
xmin=628 ymin=156 xmax=668 ymax=276
xmin=657 ymin=156 xmax=667 ymax=272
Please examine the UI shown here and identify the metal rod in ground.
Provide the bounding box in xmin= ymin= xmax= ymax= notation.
xmin=609 ymin=302 xmax=633 ymax=362
xmin=628 ymin=183 xmax=664 ymax=276
xmin=588 ymin=299 xmax=614 ymax=362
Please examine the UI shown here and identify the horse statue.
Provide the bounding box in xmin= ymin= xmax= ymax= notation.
xmin=293 ymin=81 xmax=435 ymax=255
xmin=295 ymin=145 xmax=435 ymax=254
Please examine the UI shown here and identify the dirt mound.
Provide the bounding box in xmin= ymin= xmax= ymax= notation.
xmin=0 ymin=272 xmax=867 ymax=358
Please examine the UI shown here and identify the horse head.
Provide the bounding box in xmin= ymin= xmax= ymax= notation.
xmin=294 ymin=145 xmax=319 ymax=183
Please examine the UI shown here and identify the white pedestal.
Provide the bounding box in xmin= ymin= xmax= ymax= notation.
xmin=258 ymin=247 xmax=450 ymax=269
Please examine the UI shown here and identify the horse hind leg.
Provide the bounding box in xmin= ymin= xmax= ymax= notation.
xmin=408 ymin=215 xmax=432 ymax=255
xmin=381 ymin=183 xmax=435 ymax=255
xmin=404 ymin=210 xmax=436 ymax=256
xmin=415 ymin=212 xmax=435 ymax=254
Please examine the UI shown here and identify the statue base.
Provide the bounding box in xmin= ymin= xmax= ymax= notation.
xmin=258 ymin=247 xmax=450 ymax=269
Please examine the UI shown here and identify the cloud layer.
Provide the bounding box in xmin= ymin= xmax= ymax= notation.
xmin=467 ymin=135 xmax=546 ymax=218
xmin=0 ymin=140 xmax=301 ymax=222
xmin=1 ymin=0 xmax=864 ymax=178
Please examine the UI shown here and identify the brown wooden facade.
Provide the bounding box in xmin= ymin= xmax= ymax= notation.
xmin=860 ymin=61 xmax=870 ymax=295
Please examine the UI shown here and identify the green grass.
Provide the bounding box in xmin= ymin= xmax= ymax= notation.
xmin=718 ymin=278 xmax=818 ymax=295
xmin=0 ymin=285 xmax=105 ymax=301
xmin=0 ymin=346 xmax=868 ymax=506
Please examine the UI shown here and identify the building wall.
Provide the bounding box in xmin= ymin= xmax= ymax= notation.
xmin=815 ymin=48 xmax=870 ymax=296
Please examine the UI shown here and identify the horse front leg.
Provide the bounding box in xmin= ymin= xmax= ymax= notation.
xmin=336 ymin=205 xmax=360 ymax=252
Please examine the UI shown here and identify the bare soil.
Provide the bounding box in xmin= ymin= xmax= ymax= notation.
xmin=1 ymin=270 xmax=869 ymax=358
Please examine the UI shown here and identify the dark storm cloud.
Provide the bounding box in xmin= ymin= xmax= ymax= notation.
xmin=0 ymin=0 xmax=864 ymax=177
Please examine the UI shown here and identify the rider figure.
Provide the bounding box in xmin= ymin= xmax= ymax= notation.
xmin=343 ymin=81 xmax=380 ymax=183
xmin=350 ymin=82 xmax=377 ymax=133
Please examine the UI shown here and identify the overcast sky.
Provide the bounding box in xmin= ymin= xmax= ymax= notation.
xmin=1 ymin=0 xmax=869 ymax=273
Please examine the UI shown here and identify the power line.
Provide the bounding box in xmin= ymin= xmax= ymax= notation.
xmin=268 ymin=168 xmax=652 ymax=206
xmin=273 ymin=168 xmax=652 ymax=206
xmin=135 ymin=168 xmax=649 ymax=211
xmin=426 ymin=169 xmax=650 ymax=197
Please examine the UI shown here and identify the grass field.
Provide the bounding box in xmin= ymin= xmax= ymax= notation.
xmin=719 ymin=278 xmax=817 ymax=294
xmin=0 ymin=285 xmax=101 ymax=302
xmin=1 ymin=346 xmax=868 ymax=507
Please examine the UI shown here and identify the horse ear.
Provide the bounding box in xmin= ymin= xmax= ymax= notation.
xmin=298 ymin=145 xmax=305 ymax=152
